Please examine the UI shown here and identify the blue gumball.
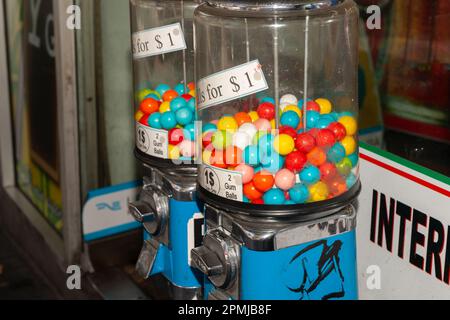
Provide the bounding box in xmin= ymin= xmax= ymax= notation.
xmin=243 ymin=196 xmax=250 ymax=203
xmin=348 ymin=152 xmax=359 ymax=168
xmin=329 ymin=112 xmax=339 ymax=121
xmin=306 ymin=111 xmax=320 ymax=128
xmin=144 ymin=93 xmax=161 ymax=101
xmin=203 ymin=123 xmax=217 ymax=133
xmin=263 ymin=189 xmax=285 ymax=205
xmin=183 ymin=123 xmax=196 ymax=141
xmin=327 ymin=143 xmax=346 ymax=163
xmin=187 ymin=98 xmax=196 ymax=113
xmin=175 ymin=107 xmax=193 ymax=126
xmin=243 ymin=145 xmax=260 ymax=167
xmin=148 ymin=113 xmax=162 ymax=129
xmin=346 ymin=173 xmax=358 ymax=189
xmin=155 ymin=84 xmax=171 ymax=96
xmin=174 ymin=83 xmax=186 ymax=95
xmin=261 ymin=152 xmax=284 ymax=174
xmin=299 ymin=166 xmax=320 ymax=185
xmin=170 ymin=97 xmax=187 ymax=113
xmin=284 ymin=200 xmax=296 ymax=205
xmin=339 ymin=111 xmax=353 ymax=118
xmin=160 ymin=111 xmax=177 ymax=130
xmin=289 ymin=183 xmax=310 ymax=204
xmin=258 ymin=134 xmax=274 ymax=157
xmin=298 ymin=98 xmax=312 ymax=109
xmin=317 ymin=116 xmax=334 ymax=129
xmin=280 ymin=111 xmax=300 ymax=129
xmin=261 ymin=97 xmax=276 ymax=105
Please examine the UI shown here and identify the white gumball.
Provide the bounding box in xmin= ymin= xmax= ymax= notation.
xmin=233 ymin=131 xmax=252 ymax=150
xmin=238 ymin=123 xmax=257 ymax=140
xmin=280 ymin=94 xmax=298 ymax=106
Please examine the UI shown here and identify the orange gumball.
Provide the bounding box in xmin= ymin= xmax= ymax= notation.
xmin=162 ymin=89 xmax=178 ymax=102
xmin=243 ymin=182 xmax=263 ymax=201
xmin=211 ymin=150 xmax=227 ymax=169
xmin=234 ymin=112 xmax=252 ymax=126
xmin=253 ymin=170 xmax=275 ymax=193
xmin=307 ymin=147 xmax=327 ymax=167
xmin=328 ymin=176 xmax=348 ymax=196
xmin=139 ymin=98 xmax=160 ymax=114
xmin=187 ymin=82 xmax=195 ymax=91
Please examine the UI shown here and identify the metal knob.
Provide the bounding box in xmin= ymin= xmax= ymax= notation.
xmin=128 ymin=201 xmax=155 ymax=223
xmin=191 ymin=246 xmax=224 ymax=277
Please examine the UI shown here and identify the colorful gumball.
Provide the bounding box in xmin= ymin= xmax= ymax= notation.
xmin=336 ymin=157 xmax=353 ymax=176
xmin=315 ymin=129 xmax=336 ymax=147
xmin=340 ymin=136 xmax=357 ymax=155
xmin=233 ymin=131 xmax=252 ymax=151
xmin=328 ymin=122 xmax=347 ymax=141
xmin=179 ymin=140 xmax=195 ymax=158
xmin=285 ymin=151 xmax=307 ymax=173
xmin=263 ymin=188 xmax=285 ymax=205
xmin=187 ymin=82 xmax=195 ymax=91
xmin=135 ymin=110 xmax=144 ymax=122
xmin=174 ymin=83 xmax=186 ymax=95
xmin=212 ymin=130 xmax=232 ymax=150
xmin=234 ymin=112 xmax=252 ymax=126
xmin=203 ymin=123 xmax=217 ymax=133
xmin=253 ymin=170 xmax=275 ymax=192
xmin=300 ymin=166 xmax=321 ymax=185
xmin=306 ymin=101 xmax=321 ymax=112
xmin=183 ymin=123 xmax=196 ymax=141
xmin=238 ymin=123 xmax=258 ymax=140
xmin=224 ymin=146 xmax=243 ymax=166
xmin=217 ymin=116 xmax=238 ymax=132
xmin=289 ymin=183 xmax=310 ymax=204
xmin=315 ymin=98 xmax=332 ymax=114
xmin=155 ymin=84 xmax=170 ymax=96
xmin=169 ymin=128 xmax=184 ymax=145
xmin=139 ymin=114 xmax=150 ymax=126
xmin=162 ymin=89 xmax=178 ymax=102
xmin=257 ymin=133 xmax=274 ymax=157
xmin=348 ymin=152 xmax=359 ymax=168
xmin=235 ymin=164 xmax=254 ymax=184
xmin=317 ymin=117 xmax=334 ymax=129
xmin=275 ymin=169 xmax=296 ymax=191
xmin=248 ymin=111 xmax=259 ymax=122
xmin=138 ymin=88 xmax=153 ymax=102
xmin=261 ymin=152 xmax=284 ymax=174
xmin=319 ymin=162 xmax=337 ymax=181
xmin=327 ymin=143 xmax=346 ymax=163
xmin=328 ymin=176 xmax=347 ymax=196
xmin=306 ymin=111 xmax=320 ymax=128
xmin=280 ymin=111 xmax=301 ymax=130
xmin=252 ymin=198 xmax=265 ymax=205
xmin=280 ymin=94 xmax=298 ymax=106
xmin=254 ymin=118 xmax=272 ymax=131
xmin=160 ymin=111 xmax=177 ymax=130
xmin=307 ymin=147 xmax=327 ymax=167
xmin=175 ymin=107 xmax=194 ymax=126
xmin=346 ymin=173 xmax=357 ymax=189
xmin=168 ymin=145 xmax=181 ymax=160
xmin=309 ymin=181 xmax=329 ymax=202
xmin=295 ymin=133 xmax=316 ymax=153
xmin=139 ymin=98 xmax=160 ymax=114
xmin=170 ymin=97 xmax=187 ymax=113
xmin=273 ymin=134 xmax=295 ymax=156
xmin=243 ymin=145 xmax=260 ymax=166
xmin=257 ymin=102 xmax=276 ymax=120
xmin=244 ymin=182 xmax=263 ymax=201
xmin=261 ymin=96 xmax=276 ymax=105
xmin=187 ymin=98 xmax=196 ymax=112
xmin=283 ymin=105 xmax=302 ymax=118
xmin=279 ymin=126 xmax=298 ymax=139
xmin=338 ymin=115 xmax=358 ymax=136
xmin=211 ymin=149 xmax=226 ymax=168
xmin=159 ymin=101 xmax=171 ymax=113
xmin=202 ymin=149 xmax=212 ymax=165
xmin=148 ymin=113 xmax=162 ymax=129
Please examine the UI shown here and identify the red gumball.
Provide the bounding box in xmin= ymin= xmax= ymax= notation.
xmin=257 ymin=102 xmax=276 ymax=120
xmin=202 ymin=131 xmax=214 ymax=148
xmin=315 ymin=129 xmax=336 ymax=147
xmin=181 ymin=94 xmax=193 ymax=102
xmin=306 ymin=101 xmax=321 ymax=112
xmin=169 ymin=128 xmax=184 ymax=145
xmin=284 ymin=191 xmax=290 ymax=200
xmin=139 ymin=114 xmax=150 ymax=126
xmin=279 ymin=126 xmax=298 ymax=140
xmin=307 ymin=128 xmax=320 ymax=138
xmin=252 ymin=198 xmax=265 ymax=205
xmin=320 ymin=162 xmax=337 ymax=181
xmin=285 ymin=151 xmax=307 ymax=173
xmin=328 ymin=122 xmax=347 ymax=141
xmin=295 ymin=133 xmax=316 ymax=153
xmin=244 ymin=182 xmax=263 ymax=201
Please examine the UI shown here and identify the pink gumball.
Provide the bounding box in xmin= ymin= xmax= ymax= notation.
xmin=235 ymin=164 xmax=254 ymax=184
xmin=254 ymin=118 xmax=272 ymax=131
xmin=179 ymin=140 xmax=195 ymax=157
xmin=275 ymin=169 xmax=296 ymax=191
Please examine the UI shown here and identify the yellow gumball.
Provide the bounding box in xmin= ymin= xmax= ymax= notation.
xmin=159 ymin=101 xmax=171 ymax=113
xmin=270 ymin=119 xmax=276 ymax=129
xmin=248 ymin=111 xmax=259 ymax=123
xmin=135 ymin=110 xmax=144 ymax=122
xmin=309 ymin=182 xmax=329 ymax=202
xmin=341 ymin=136 xmax=357 ymax=155
xmin=189 ymin=90 xmax=196 ymax=97
xmin=217 ymin=116 xmax=238 ymax=132
xmin=273 ymin=134 xmax=295 ymax=156
xmin=339 ymin=116 xmax=358 ymax=136
xmin=315 ymin=98 xmax=332 ymax=114
xmin=283 ymin=105 xmax=302 ymax=118
xmin=137 ymin=89 xmax=152 ymax=102
xmin=169 ymin=145 xmax=180 ymax=160
xmin=202 ymin=150 xmax=212 ymax=165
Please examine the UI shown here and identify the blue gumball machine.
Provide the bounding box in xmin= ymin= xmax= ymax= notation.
xmin=128 ymin=0 xmax=203 ymax=300
xmin=191 ymin=0 xmax=361 ymax=300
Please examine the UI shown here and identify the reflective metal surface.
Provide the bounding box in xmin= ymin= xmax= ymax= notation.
xmin=136 ymin=239 xmax=160 ymax=279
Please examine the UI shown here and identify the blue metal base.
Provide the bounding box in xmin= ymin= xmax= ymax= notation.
xmin=205 ymin=230 xmax=358 ymax=300
xmin=145 ymin=198 xmax=203 ymax=289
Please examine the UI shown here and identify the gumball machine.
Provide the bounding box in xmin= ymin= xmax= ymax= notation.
xmin=128 ymin=0 xmax=203 ymax=299
xmin=191 ymin=0 xmax=361 ymax=300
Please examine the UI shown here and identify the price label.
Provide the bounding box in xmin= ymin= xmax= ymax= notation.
xmin=199 ymin=165 xmax=243 ymax=202
xmin=132 ymin=23 xmax=187 ymax=59
xmin=197 ymin=60 xmax=269 ymax=110
xmin=136 ymin=122 xmax=169 ymax=159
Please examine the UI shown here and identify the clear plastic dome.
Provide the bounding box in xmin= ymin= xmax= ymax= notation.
xmin=131 ymin=0 xmax=199 ymax=164
xmin=195 ymin=0 xmax=360 ymax=209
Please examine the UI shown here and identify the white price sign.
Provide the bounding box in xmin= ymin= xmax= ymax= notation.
xmin=132 ymin=23 xmax=187 ymax=59
xmin=199 ymin=165 xmax=243 ymax=202
xmin=136 ymin=122 xmax=169 ymax=159
xmin=197 ymin=60 xmax=269 ymax=110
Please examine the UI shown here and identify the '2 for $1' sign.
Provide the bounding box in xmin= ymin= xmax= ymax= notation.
xmin=197 ymin=60 xmax=269 ymax=110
